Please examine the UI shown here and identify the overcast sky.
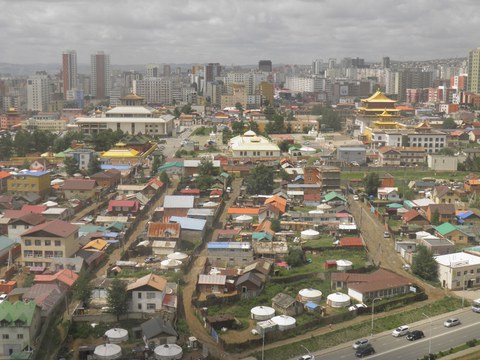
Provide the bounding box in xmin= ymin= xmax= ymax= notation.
xmin=1 ymin=0 xmax=478 ymax=66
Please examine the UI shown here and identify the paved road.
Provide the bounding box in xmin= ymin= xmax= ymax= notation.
xmin=312 ymin=308 xmax=479 ymax=360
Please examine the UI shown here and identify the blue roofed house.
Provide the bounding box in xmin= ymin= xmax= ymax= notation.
xmin=169 ymin=216 xmax=207 ymax=243
xmin=0 ymin=301 xmax=42 ymax=358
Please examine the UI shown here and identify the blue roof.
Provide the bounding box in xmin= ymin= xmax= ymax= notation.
xmin=0 ymin=236 xmax=16 ymax=252
xmin=79 ymin=225 xmax=106 ymax=235
xmin=100 ymin=164 xmax=131 ymax=170
xmin=457 ymin=211 xmax=473 ymax=219
xmin=17 ymin=171 xmax=49 ymax=177
xmin=207 ymin=242 xmax=251 ymax=250
xmin=305 ymin=302 xmax=319 ymax=309
xmin=103 ymin=231 xmax=119 ymax=238
xmin=169 ymin=216 xmax=207 ymax=231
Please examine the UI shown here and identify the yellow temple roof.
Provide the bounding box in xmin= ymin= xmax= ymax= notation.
xmin=378 ymin=110 xmax=394 ymax=117
xmin=362 ymin=90 xmax=396 ymax=103
xmin=101 ymin=148 xmax=139 ymax=158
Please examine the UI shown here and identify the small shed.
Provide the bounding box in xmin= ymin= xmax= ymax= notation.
xmin=324 ymin=260 xmax=337 ymax=269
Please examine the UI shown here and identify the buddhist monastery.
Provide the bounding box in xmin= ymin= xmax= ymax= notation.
xmin=357 ymin=90 xmax=400 ymax=117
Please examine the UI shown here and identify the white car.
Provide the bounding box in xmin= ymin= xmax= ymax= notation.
xmin=383 ymin=231 xmax=391 ymax=238
xmin=298 ymin=355 xmax=314 ymax=360
xmin=392 ymin=325 xmax=409 ymax=337
xmin=353 ymin=195 xmax=359 ymax=201
xmin=472 ymin=304 xmax=480 ymax=313
xmin=444 ymin=318 xmax=461 ymax=327
xmin=348 ymin=303 xmax=367 ymax=311
xmin=352 ymin=338 xmax=369 ymax=349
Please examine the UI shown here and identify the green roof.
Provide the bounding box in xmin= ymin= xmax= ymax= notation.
xmin=435 ymin=222 xmax=458 ymax=235
xmin=0 ymin=301 xmax=37 ymax=326
xmin=252 ymin=232 xmax=273 ymax=241
xmin=10 ymin=352 xmax=32 ymax=360
xmin=323 ymin=191 xmax=346 ymax=203
xmin=158 ymin=162 xmax=183 ymax=170
xmin=386 ymin=203 xmax=403 ymax=209
xmin=219 ymin=172 xmax=231 ymax=179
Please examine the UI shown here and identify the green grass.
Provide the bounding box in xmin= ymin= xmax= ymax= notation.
xmin=341 ymin=170 xmax=470 ymax=182
xmin=252 ymin=296 xmax=462 ymax=360
xmin=301 ymin=235 xmax=336 ymax=248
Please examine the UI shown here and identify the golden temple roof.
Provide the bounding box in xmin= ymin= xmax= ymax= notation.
xmin=362 ymin=90 xmax=396 ymax=103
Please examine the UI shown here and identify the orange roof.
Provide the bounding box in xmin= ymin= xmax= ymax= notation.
xmin=227 ymin=207 xmax=262 ymax=215
xmin=255 ymin=219 xmax=275 ymax=235
xmin=0 ymin=172 xmax=11 ymax=180
xmin=127 ymin=273 xmax=167 ymax=292
xmin=35 ymin=268 xmax=79 ymax=287
xmin=396 ymin=105 xmax=415 ymax=111
xmin=466 ymin=179 xmax=480 ymax=185
xmin=339 ymin=237 xmax=363 ymax=247
xmin=264 ymin=196 xmax=287 ymax=213
xmin=148 ymin=222 xmax=180 ymax=238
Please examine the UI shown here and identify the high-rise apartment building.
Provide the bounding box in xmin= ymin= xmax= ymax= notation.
xmin=146 ymin=64 xmax=161 ymax=78
xmin=90 ymin=51 xmax=111 ymax=99
xmin=62 ymin=50 xmax=77 ymax=99
xmin=205 ymin=63 xmax=222 ymax=82
xmin=258 ymin=60 xmax=272 ymax=72
xmin=468 ymin=48 xmax=480 ymax=93
xmin=27 ymin=73 xmax=50 ymax=111
xmin=382 ymin=56 xmax=391 ymax=69
xmin=163 ymin=65 xmax=171 ymax=76
xmin=134 ymin=78 xmax=172 ymax=104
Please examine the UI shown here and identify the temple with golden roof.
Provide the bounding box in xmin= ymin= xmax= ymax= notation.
xmin=357 ymin=90 xmax=400 ymax=117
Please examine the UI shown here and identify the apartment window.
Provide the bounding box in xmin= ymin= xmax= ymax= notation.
xmin=55 ymin=240 xmax=61 ymax=246
xmin=2 ymin=334 xmax=8 ymax=339
xmin=147 ymin=292 xmax=155 ymax=299
xmin=45 ymin=240 xmax=51 ymax=246
xmin=33 ymin=250 xmax=42 ymax=258
xmin=137 ymin=304 xmax=142 ymax=310
xmin=23 ymin=250 xmax=33 ymax=258
xmin=11 ymin=225 xmax=16 ymax=229
xmin=137 ymin=293 xmax=142 ymax=299
xmin=147 ymin=303 xmax=156 ymax=310
xmin=35 ymin=240 xmax=41 ymax=246
xmin=54 ymin=251 xmax=63 ymax=258
xmin=17 ymin=334 xmax=23 ymax=339
xmin=24 ymin=240 xmax=31 ymax=246
xmin=45 ymin=251 xmax=54 ymax=258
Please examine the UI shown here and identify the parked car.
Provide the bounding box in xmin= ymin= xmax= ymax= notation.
xmin=472 ymin=304 xmax=480 ymax=313
xmin=352 ymin=338 xmax=369 ymax=349
xmin=444 ymin=318 xmax=461 ymax=327
xmin=145 ymin=256 xmax=160 ymax=263
xmin=392 ymin=325 xmax=409 ymax=337
xmin=348 ymin=303 xmax=367 ymax=312
xmin=298 ymin=355 xmax=314 ymax=360
xmin=383 ymin=231 xmax=391 ymax=238
xmin=406 ymin=330 xmax=424 ymax=341
xmin=355 ymin=344 xmax=375 ymax=357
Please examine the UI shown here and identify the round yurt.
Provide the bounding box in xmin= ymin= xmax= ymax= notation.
xmin=104 ymin=328 xmax=128 ymax=343
xmin=301 ymin=229 xmax=320 ymax=240
xmin=167 ymin=252 xmax=189 ymax=262
xmin=235 ymin=215 xmax=253 ymax=224
xmin=271 ymin=315 xmax=296 ymax=331
xmin=317 ymin=203 xmax=332 ymax=210
xmin=160 ymin=259 xmax=182 ymax=269
xmin=251 ymin=306 xmax=275 ymax=321
xmin=154 ymin=344 xmax=183 ymax=360
xmin=298 ymin=288 xmax=322 ymax=303
xmin=336 ymin=260 xmax=353 ymax=271
xmin=326 ymin=292 xmax=351 ymax=308
xmin=93 ymin=343 xmax=122 ymax=359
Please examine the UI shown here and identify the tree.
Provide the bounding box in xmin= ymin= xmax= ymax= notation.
xmin=198 ymin=159 xmax=219 ymax=177
xmin=436 ymin=148 xmax=455 ymax=156
xmin=160 ymin=171 xmax=170 ymax=187
xmin=318 ymin=108 xmax=342 ymax=132
xmin=270 ymin=218 xmax=281 ymax=232
xmin=363 ymin=173 xmax=380 ymax=197
xmin=246 ymin=164 xmax=275 ymax=195
xmin=286 ymin=247 xmax=306 ymax=267
xmin=107 ymin=278 xmax=128 ymax=320
xmin=442 ymin=117 xmax=457 ymax=129
xmin=13 ymin=129 xmax=31 ymax=156
xmin=232 ymin=121 xmax=245 ymax=136
xmin=279 ymin=141 xmax=291 ymax=153
xmin=430 ymin=210 xmax=440 ymax=225
xmin=151 ymin=156 xmax=161 ymax=175
xmin=64 ymin=156 xmax=80 ymax=176
xmin=264 ymin=106 xmax=275 ymax=120
xmin=248 ymin=121 xmax=259 ymax=133
xmin=73 ymin=272 xmax=93 ymax=308
xmin=0 ymin=134 xmax=13 ymax=160
xmin=87 ymin=155 xmax=101 ymax=175
xmin=278 ymin=168 xmax=290 ymax=181
xmin=412 ymin=245 xmax=438 ymax=282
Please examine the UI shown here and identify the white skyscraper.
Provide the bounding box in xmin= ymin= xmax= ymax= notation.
xmin=27 ymin=74 xmax=50 ymax=111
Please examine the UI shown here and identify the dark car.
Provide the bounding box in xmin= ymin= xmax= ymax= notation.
xmin=406 ymin=330 xmax=424 ymax=341
xmin=355 ymin=344 xmax=375 ymax=357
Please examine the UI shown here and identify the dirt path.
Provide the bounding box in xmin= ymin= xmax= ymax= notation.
xmin=181 ymin=178 xmax=243 ymax=360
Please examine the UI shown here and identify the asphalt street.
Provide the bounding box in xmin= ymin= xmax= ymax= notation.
xmin=311 ymin=308 xmax=479 ymax=360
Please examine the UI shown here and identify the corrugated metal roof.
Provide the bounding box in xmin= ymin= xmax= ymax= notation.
xmin=163 ymin=195 xmax=194 ymax=209
xmin=169 ymin=216 xmax=206 ymax=231
xmin=207 ymin=242 xmax=251 ymax=250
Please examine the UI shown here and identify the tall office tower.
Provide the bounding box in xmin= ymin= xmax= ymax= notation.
xmin=205 ymin=63 xmax=222 ymax=82
xmin=146 ymin=64 xmax=161 ymax=78
xmin=312 ymin=59 xmax=324 ymax=74
xmin=468 ymin=48 xmax=480 ymax=93
xmin=90 ymin=51 xmax=111 ymax=98
xmin=382 ymin=56 xmax=391 ymax=69
xmin=27 ymin=73 xmax=50 ymax=111
xmin=163 ymin=65 xmax=171 ymax=76
xmin=258 ymin=60 xmax=273 ymax=72
xmin=62 ymin=50 xmax=77 ymax=99
xmin=328 ymin=58 xmax=336 ymax=69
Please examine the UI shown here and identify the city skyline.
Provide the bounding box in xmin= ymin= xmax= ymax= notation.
xmin=1 ymin=0 xmax=480 ymax=65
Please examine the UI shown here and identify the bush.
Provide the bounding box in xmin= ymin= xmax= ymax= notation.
xmin=467 ymin=339 xmax=477 ymax=347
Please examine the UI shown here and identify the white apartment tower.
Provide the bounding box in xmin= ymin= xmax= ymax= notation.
xmin=27 ymin=74 xmax=50 ymax=111
xmin=90 ymin=51 xmax=111 ymax=99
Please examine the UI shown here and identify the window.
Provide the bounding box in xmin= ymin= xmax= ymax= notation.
xmin=17 ymin=334 xmax=23 ymax=339
xmin=23 ymin=250 xmax=33 ymax=258
xmin=2 ymin=334 xmax=8 ymax=339
xmin=147 ymin=303 xmax=156 ymax=310
xmin=137 ymin=293 xmax=142 ymax=299
xmin=45 ymin=240 xmax=51 ymax=246
xmin=11 ymin=225 xmax=16 ymax=229
xmin=137 ymin=304 xmax=142 ymax=310
xmin=147 ymin=292 xmax=155 ymax=299
xmin=55 ymin=240 xmax=61 ymax=246
xmin=45 ymin=251 xmax=54 ymax=258
xmin=24 ymin=240 xmax=31 ymax=246
xmin=35 ymin=240 xmax=41 ymax=246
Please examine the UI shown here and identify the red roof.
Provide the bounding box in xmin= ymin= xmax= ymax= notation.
xmin=331 ymin=268 xmax=412 ymax=294
xmin=179 ymin=188 xmax=201 ymax=195
xmin=35 ymin=268 xmax=79 ymax=287
xmin=108 ymin=200 xmax=140 ymax=212
xmin=62 ymin=179 xmax=97 ymax=190
xmin=304 ymin=194 xmax=321 ymax=201
xmin=0 ymin=172 xmax=12 ymax=180
xmin=402 ymin=209 xmax=425 ymax=222
xmin=22 ymin=205 xmax=48 ymax=214
xmin=21 ymin=219 xmax=79 ymax=238
xmin=339 ymin=237 xmax=363 ymax=247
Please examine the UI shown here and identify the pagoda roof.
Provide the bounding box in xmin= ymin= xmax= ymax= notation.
xmin=362 ymin=90 xmax=396 ymax=103
xmin=377 ymin=110 xmax=394 ymax=117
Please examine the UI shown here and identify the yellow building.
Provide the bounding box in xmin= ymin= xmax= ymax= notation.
xmin=363 ymin=110 xmax=404 ymax=143
xmin=7 ymin=171 xmax=51 ymax=199
xmin=20 ymin=220 xmax=80 ymax=268
xmin=357 ymin=90 xmax=400 ymax=117
xmin=259 ymin=82 xmax=274 ymax=106
xmin=221 ymin=84 xmax=247 ymax=109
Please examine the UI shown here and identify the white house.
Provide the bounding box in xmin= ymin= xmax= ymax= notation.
xmin=126 ymin=273 xmax=167 ymax=313
xmin=427 ymin=154 xmax=458 ymax=172
xmin=377 ymin=187 xmax=400 ymax=201
xmin=229 ymin=130 xmax=281 ymax=158
xmin=435 ymin=252 xmax=480 ymax=290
